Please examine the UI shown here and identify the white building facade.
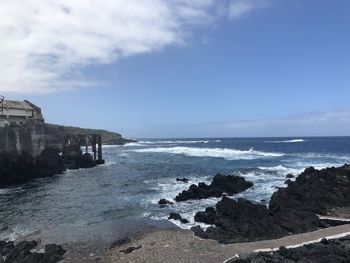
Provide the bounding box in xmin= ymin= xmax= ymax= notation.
xmin=0 ymin=99 xmax=44 ymax=126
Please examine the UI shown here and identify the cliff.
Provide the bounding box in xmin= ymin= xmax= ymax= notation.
xmin=44 ymin=123 xmax=135 ymax=148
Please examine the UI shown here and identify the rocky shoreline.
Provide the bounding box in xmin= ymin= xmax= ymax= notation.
xmin=230 ymin=236 xmax=350 ymax=263
xmin=166 ymin=165 xmax=350 ymax=245
xmin=0 ymin=240 xmax=65 ymax=263
xmin=0 ymin=146 xmax=101 ymax=188
xmin=1 ymin=165 xmax=350 ymax=262
xmin=175 ymin=174 xmax=253 ymax=202
xmin=0 ymin=148 xmax=66 ymax=187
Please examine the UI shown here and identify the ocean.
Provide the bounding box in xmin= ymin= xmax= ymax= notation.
xmin=1 ymin=137 xmax=350 ymax=243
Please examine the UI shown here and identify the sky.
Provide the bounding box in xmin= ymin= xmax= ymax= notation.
xmin=1 ymin=0 xmax=350 ymax=138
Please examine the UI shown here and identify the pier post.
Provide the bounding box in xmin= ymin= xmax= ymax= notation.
xmin=97 ymin=135 xmax=102 ymax=162
xmin=85 ymin=136 xmax=89 ymax=154
xmin=92 ymin=135 xmax=97 ymax=161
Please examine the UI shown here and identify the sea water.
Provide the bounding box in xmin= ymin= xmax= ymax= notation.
xmin=0 ymin=137 xmax=350 ymax=241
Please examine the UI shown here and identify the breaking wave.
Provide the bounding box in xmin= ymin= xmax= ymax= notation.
xmin=265 ymin=139 xmax=306 ymax=143
xmin=131 ymin=146 xmax=284 ymax=160
xmin=139 ymin=140 xmax=209 ymax=144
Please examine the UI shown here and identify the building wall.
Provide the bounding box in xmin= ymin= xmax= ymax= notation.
xmin=0 ymin=121 xmax=45 ymax=157
xmin=2 ymin=108 xmax=34 ymax=118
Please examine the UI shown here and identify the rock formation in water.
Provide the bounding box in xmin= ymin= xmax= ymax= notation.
xmin=0 ymin=148 xmax=65 ymax=187
xmin=175 ymin=174 xmax=253 ymax=202
xmin=192 ymin=165 xmax=350 ymax=243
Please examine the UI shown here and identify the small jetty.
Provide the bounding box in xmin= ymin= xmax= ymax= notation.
xmin=62 ymin=134 xmax=105 ymax=169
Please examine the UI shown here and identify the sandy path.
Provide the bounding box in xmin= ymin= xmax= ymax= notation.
xmin=62 ymin=224 xmax=350 ymax=263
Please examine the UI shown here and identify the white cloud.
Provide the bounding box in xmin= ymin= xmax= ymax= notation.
xmin=0 ymin=0 xmax=264 ymax=94
xmin=228 ymin=0 xmax=266 ymax=18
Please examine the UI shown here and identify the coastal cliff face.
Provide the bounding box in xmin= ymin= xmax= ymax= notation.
xmin=44 ymin=123 xmax=134 ymax=149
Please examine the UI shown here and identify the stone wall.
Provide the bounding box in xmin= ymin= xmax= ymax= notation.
xmin=0 ymin=121 xmax=45 ymax=157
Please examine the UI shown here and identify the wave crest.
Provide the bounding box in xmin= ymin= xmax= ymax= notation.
xmin=131 ymin=146 xmax=284 ymax=160
xmin=265 ymin=139 xmax=306 ymax=143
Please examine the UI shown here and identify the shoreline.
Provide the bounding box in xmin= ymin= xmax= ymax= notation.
xmin=16 ymin=217 xmax=178 ymax=260
xmin=62 ymin=224 xmax=350 ymax=263
xmin=1 ymin=155 xmax=350 ymax=261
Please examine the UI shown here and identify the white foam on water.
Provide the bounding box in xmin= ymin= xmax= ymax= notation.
xmin=0 ymin=189 xmax=10 ymax=194
xmin=258 ymin=165 xmax=303 ymax=175
xmin=0 ymin=226 xmax=36 ymax=241
xmin=102 ymin=144 xmax=123 ymax=148
xmin=131 ymin=147 xmax=284 ymax=160
xmin=293 ymin=152 xmax=350 ymax=163
xmin=123 ymin=142 xmax=147 ymax=147
xmin=265 ymin=139 xmax=306 ymax=143
xmin=140 ymin=140 xmax=210 ymax=144
xmin=143 ymin=175 xmax=221 ymax=229
xmin=150 ymin=197 xmax=220 ymax=230
xmin=145 ymin=175 xmax=212 ymax=205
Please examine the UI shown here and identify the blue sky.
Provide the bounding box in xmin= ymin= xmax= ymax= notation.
xmin=1 ymin=0 xmax=350 ymax=138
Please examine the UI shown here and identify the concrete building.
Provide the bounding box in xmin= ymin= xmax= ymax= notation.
xmin=0 ymin=97 xmax=44 ymax=126
xmin=0 ymin=96 xmax=45 ymax=157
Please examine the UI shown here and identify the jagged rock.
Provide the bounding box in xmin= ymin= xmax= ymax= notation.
xmin=192 ymin=165 xmax=350 ymax=243
xmin=270 ymin=166 xmax=350 ymax=215
xmin=194 ymin=207 xmax=216 ymax=225
xmin=180 ymin=218 xmax=189 ymax=224
xmin=0 ymin=148 xmax=66 ymax=187
xmin=62 ymin=145 xmax=96 ymax=169
xmin=75 ymin=153 xmax=96 ymax=169
xmin=168 ymin=213 xmax=189 ymax=224
xmin=176 ymin=178 xmax=189 ymax=183
xmin=229 ymin=236 xmax=350 ymax=263
xmin=286 ymin=174 xmax=295 ymax=179
xmin=284 ymin=179 xmax=293 ymax=185
xmin=175 ymin=174 xmax=253 ymax=202
xmin=269 ymin=165 xmax=350 ymax=234
xmin=158 ymin=199 xmax=174 ymax=206
xmin=193 ymin=197 xmax=287 ymax=243
xmin=0 ymin=240 xmax=65 ymax=263
xmin=168 ymin=213 xmax=182 ymax=220
xmin=35 ymin=147 xmax=65 ymax=176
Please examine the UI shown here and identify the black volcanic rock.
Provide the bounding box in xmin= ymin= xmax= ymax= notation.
xmin=0 ymin=148 xmax=66 ymax=187
xmin=269 ymin=165 xmax=350 ymax=234
xmin=168 ymin=213 xmax=189 ymax=224
xmin=0 ymin=240 xmax=65 ymax=263
xmin=35 ymin=147 xmax=66 ymax=175
xmin=229 ymin=236 xmax=350 ymax=263
xmin=176 ymin=178 xmax=189 ymax=183
xmin=193 ymin=197 xmax=287 ymax=243
xmin=168 ymin=213 xmax=182 ymax=220
xmin=192 ymin=165 xmax=350 ymax=243
xmin=158 ymin=199 xmax=173 ymax=206
xmin=270 ymin=165 xmax=350 ymax=216
xmin=75 ymin=153 xmax=96 ymax=168
xmin=194 ymin=207 xmax=216 ymax=225
xmin=175 ymin=174 xmax=253 ymax=202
